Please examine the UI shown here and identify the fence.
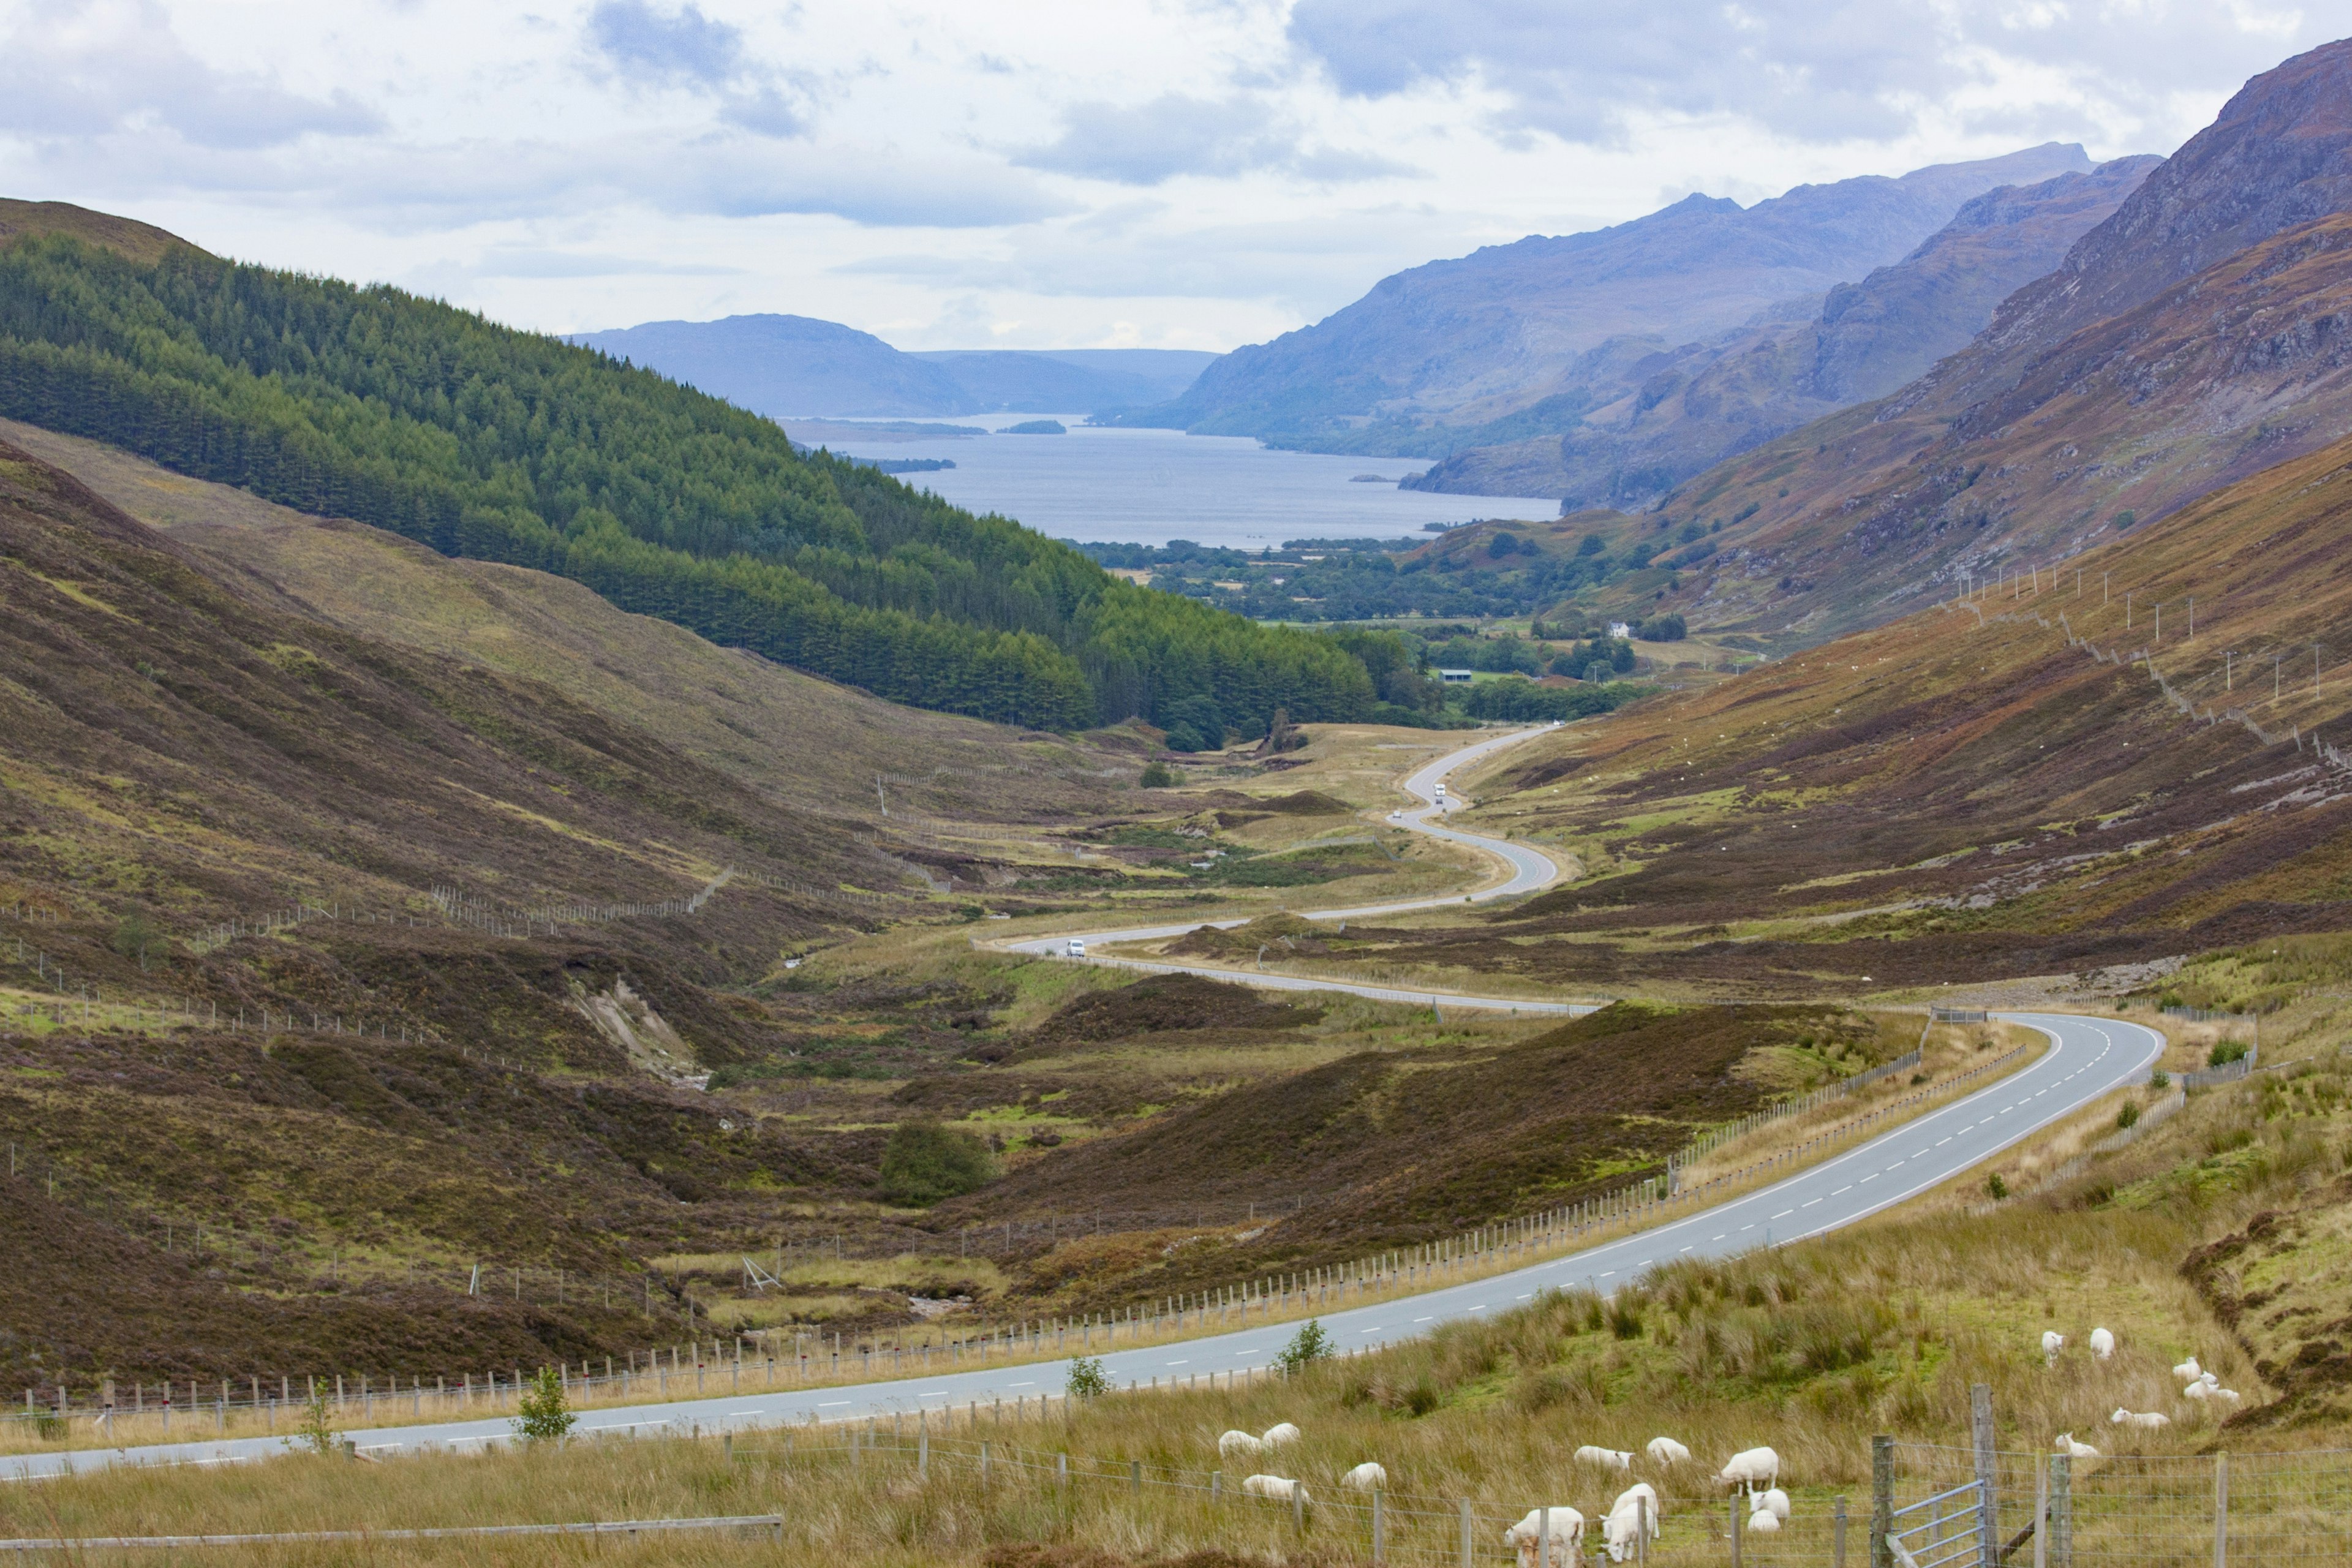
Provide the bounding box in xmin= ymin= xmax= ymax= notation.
xmin=0 ymin=1515 xmax=786 ymax=1551
xmin=1670 ymin=1049 xmax=1922 ymax=1175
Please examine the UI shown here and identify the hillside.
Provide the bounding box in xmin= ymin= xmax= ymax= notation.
xmin=1120 ymin=144 xmax=2092 ymax=454
xmin=1622 ymin=37 xmax=2352 ymax=644
xmin=1294 ymin=430 xmax=2352 ymax=1001
xmin=0 ymin=197 xmax=200 ymax=264
xmin=1411 ymin=156 xmax=2160 ymax=505
xmin=0 ymin=227 xmax=1375 ymax=737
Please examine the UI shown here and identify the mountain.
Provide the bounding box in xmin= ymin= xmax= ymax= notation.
xmin=0 ymin=224 xmax=1378 ymax=736
xmin=1623 ymin=37 xmax=2352 ymax=644
xmin=1118 ymin=144 xmax=2095 ymax=455
xmin=570 ymin=315 xmax=1215 ymax=418
xmin=0 ymin=197 xmax=198 ymax=264
xmin=574 ymin=313 xmax=976 ymax=417
xmin=1406 ymin=156 xmax=2160 ymax=504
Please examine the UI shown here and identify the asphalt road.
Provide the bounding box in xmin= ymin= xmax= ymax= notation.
xmin=1002 ymin=723 xmax=1579 ymax=1014
xmin=12 ymin=1011 xmax=2159 ymax=1480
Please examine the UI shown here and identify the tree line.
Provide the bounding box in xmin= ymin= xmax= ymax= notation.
xmin=0 ymin=236 xmax=1374 ymax=734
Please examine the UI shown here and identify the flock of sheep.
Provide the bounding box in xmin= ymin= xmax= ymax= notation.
xmin=2038 ymin=1327 xmax=2240 ymax=1455
xmin=1217 ymin=1423 xmax=1776 ymax=1565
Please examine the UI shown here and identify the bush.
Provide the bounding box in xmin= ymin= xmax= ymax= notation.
xmin=294 ymin=1389 xmax=338 ymax=1457
xmin=1985 ymin=1172 xmax=2008 ymax=1200
xmin=2149 ymin=1070 xmax=2171 ymax=1091
xmin=512 ymin=1366 xmax=575 ymax=1444
xmin=2209 ymin=1040 xmax=2250 ymax=1068
xmin=111 ymin=911 xmax=157 ymax=970
xmin=879 ymin=1121 xmax=997 ymax=1205
xmin=2117 ymin=1101 xmax=2142 ymax=1130
xmin=1066 ymin=1356 xmax=1109 ymax=1400
xmin=1276 ymin=1319 xmax=1333 ymax=1374
xmin=1139 ymin=761 xmax=1180 ymax=788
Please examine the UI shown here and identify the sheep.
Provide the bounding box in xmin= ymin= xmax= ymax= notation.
xmin=1574 ymin=1445 xmax=1634 ymax=1471
xmin=2182 ymin=1380 xmax=2211 ymax=1401
xmin=1599 ymin=1485 xmax=1660 ymax=1563
xmin=1504 ymin=1507 xmax=1585 ymax=1568
xmin=1341 ymin=1462 xmax=1389 ymax=1491
xmin=1259 ymin=1422 xmax=1301 ymax=1450
xmin=2054 ymin=1433 xmax=2102 ymax=1460
xmin=1242 ymin=1474 xmax=1308 ymax=1504
xmin=1717 ymin=1446 xmax=1781 ymax=1495
xmin=2209 ymin=1385 xmax=2242 ymax=1406
xmin=1218 ymin=1430 xmax=1262 ymax=1460
xmin=1758 ymin=1488 xmax=1792 ymax=1523
xmin=2041 ymin=1330 xmax=2065 ymax=1365
xmin=1747 ymin=1510 xmax=1782 ymax=1535
xmin=2089 ymin=1327 xmax=2116 ymax=1360
xmin=2173 ymin=1355 xmax=2203 ymax=1381
xmin=1645 ymin=1436 xmax=1692 ymax=1466
xmin=2110 ymin=1408 xmax=2169 ymax=1430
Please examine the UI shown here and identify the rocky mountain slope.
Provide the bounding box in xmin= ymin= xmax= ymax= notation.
xmin=1631 ymin=37 xmax=2352 ymax=644
xmin=1123 ymin=144 xmax=2092 ymax=456
xmin=1410 ymin=157 xmax=2159 ymax=505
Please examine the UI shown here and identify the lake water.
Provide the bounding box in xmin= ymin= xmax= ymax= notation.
xmin=796 ymin=413 xmax=1562 ymax=551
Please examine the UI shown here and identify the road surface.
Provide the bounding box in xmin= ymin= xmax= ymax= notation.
xmin=10 ymin=1011 xmax=2159 ymax=1480
xmin=1002 ymin=723 xmax=1579 ymax=1014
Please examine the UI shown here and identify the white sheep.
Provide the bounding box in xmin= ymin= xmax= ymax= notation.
xmin=2172 ymin=1355 xmax=2203 ymax=1381
xmin=1218 ymin=1430 xmax=1262 ymax=1460
xmin=2089 ymin=1327 xmax=2116 ymax=1360
xmin=1599 ymin=1485 xmax=1660 ymax=1563
xmin=2110 ymin=1408 xmax=2169 ymax=1430
xmin=1717 ymin=1446 xmax=1781 ymax=1495
xmin=1574 ymin=1444 xmax=1634 ymax=1471
xmin=1242 ymin=1474 xmax=1308 ymax=1504
xmin=1645 ymin=1436 xmax=1691 ymax=1466
xmin=1504 ymin=1507 xmax=1585 ymax=1568
xmin=1341 ymin=1461 xmax=1389 ymax=1491
xmin=1759 ymin=1488 xmax=1791 ymax=1522
xmin=1746 ymin=1510 xmax=1782 ymax=1534
xmin=2054 ymin=1433 xmax=2101 ymax=1460
xmin=2041 ymin=1330 xmax=2065 ymax=1365
xmin=1260 ymin=1422 xmax=1302 ymax=1449
xmin=2182 ymin=1381 xmax=2211 ymax=1402
xmin=2209 ymin=1385 xmax=2242 ymax=1406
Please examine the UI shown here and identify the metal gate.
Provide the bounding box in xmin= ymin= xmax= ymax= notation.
xmin=1887 ymin=1480 xmax=1985 ymax=1568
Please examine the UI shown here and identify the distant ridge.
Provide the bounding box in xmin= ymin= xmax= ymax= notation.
xmin=0 ymin=198 xmax=202 ymax=265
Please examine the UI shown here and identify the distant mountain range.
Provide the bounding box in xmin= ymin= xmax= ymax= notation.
xmin=1107 ymin=143 xmax=2105 ymax=488
xmin=568 ymin=315 xmax=1214 ymax=418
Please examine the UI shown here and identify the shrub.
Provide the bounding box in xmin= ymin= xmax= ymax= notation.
xmin=512 ymin=1366 xmax=575 ymax=1444
xmin=2209 ymin=1040 xmax=2250 ymax=1068
xmin=111 ymin=911 xmax=157 ymax=970
xmin=2149 ymin=1070 xmax=2171 ymax=1091
xmin=1401 ymin=1380 xmax=1441 ymax=1416
xmin=879 ymin=1121 xmax=997 ymax=1205
xmin=1065 ymin=1357 xmax=1109 ymax=1400
xmin=1985 ymin=1172 xmax=2008 ymax=1200
xmin=2117 ymin=1101 xmax=2142 ymax=1130
xmin=1276 ymin=1319 xmax=1334 ymax=1374
xmin=1139 ymin=761 xmax=1179 ymax=788
xmin=294 ymin=1389 xmax=338 ymax=1457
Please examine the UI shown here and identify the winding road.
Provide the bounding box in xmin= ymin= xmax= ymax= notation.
xmin=10 ymin=728 xmax=2170 ymax=1481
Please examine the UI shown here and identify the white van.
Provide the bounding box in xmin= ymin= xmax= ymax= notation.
xmin=1066 ymin=939 xmax=1087 ymax=958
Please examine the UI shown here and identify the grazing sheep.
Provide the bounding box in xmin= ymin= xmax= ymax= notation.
xmin=1759 ymin=1488 xmax=1791 ymax=1522
xmin=1504 ymin=1507 xmax=1585 ymax=1568
xmin=2054 ymin=1433 xmax=2101 ymax=1460
xmin=1260 ymin=1422 xmax=1301 ymax=1449
xmin=2042 ymin=1330 xmax=2065 ymax=1365
xmin=1645 ymin=1436 xmax=1691 ymax=1466
xmin=1575 ymin=1445 xmax=1634 ymax=1471
xmin=2173 ymin=1356 xmax=2203 ymax=1381
xmin=2110 ymin=1408 xmax=2169 ymax=1430
xmin=1717 ymin=1446 xmax=1781 ymax=1494
xmin=2089 ymin=1327 xmax=2116 ymax=1360
xmin=2209 ymin=1385 xmax=2242 ymax=1406
xmin=1599 ymin=1485 xmax=1660 ymax=1563
xmin=2182 ymin=1381 xmax=2212 ymax=1402
xmin=1218 ymin=1430 xmax=1262 ymax=1460
xmin=1341 ymin=1462 xmax=1389 ymax=1491
xmin=1242 ymin=1474 xmax=1308 ymax=1503
xmin=1747 ymin=1510 xmax=1782 ymax=1534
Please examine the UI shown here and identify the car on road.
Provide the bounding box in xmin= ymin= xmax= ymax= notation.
xmin=1065 ymin=939 xmax=1087 ymax=957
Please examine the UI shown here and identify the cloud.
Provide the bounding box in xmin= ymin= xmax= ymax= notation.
xmin=1286 ymin=1 xmax=2329 ymax=146
xmin=1014 ymin=92 xmax=1415 ymax=185
xmin=584 ymin=0 xmax=810 ymax=138
xmin=0 ymin=0 xmax=382 ymax=149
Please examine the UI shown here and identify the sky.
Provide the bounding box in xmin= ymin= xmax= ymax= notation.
xmin=0 ymin=1 xmax=2335 ymax=352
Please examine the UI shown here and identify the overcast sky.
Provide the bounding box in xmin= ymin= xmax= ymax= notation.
xmin=0 ymin=1 xmax=2334 ymax=351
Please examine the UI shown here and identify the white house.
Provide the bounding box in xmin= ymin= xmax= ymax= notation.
xmin=1438 ymin=668 xmax=1475 ymax=684
xmin=1608 ymin=621 xmax=1633 ymax=639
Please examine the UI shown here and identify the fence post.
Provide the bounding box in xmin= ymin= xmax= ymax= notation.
xmin=1460 ymin=1498 xmax=1474 ymax=1568
xmin=981 ymin=1439 xmax=990 ymax=1482
xmin=2032 ymin=1455 xmax=2048 ymax=1568
xmin=1374 ymin=1487 xmax=1387 ymax=1564
xmin=2049 ymin=1455 xmax=2070 ymax=1568
xmin=1294 ymin=1482 xmax=1306 ymax=1534
xmin=1730 ymin=1495 xmax=1743 ymax=1568
xmin=1973 ymin=1383 xmax=1997 ymax=1568
xmin=918 ymin=1428 xmax=928 ymax=1480
xmin=1131 ymin=1458 xmax=1142 ymax=1496
xmin=1835 ymin=1494 xmax=1849 ymax=1568
xmin=2214 ymin=1452 xmax=2228 ymax=1568
xmin=1872 ymin=1436 xmax=1894 ymax=1568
